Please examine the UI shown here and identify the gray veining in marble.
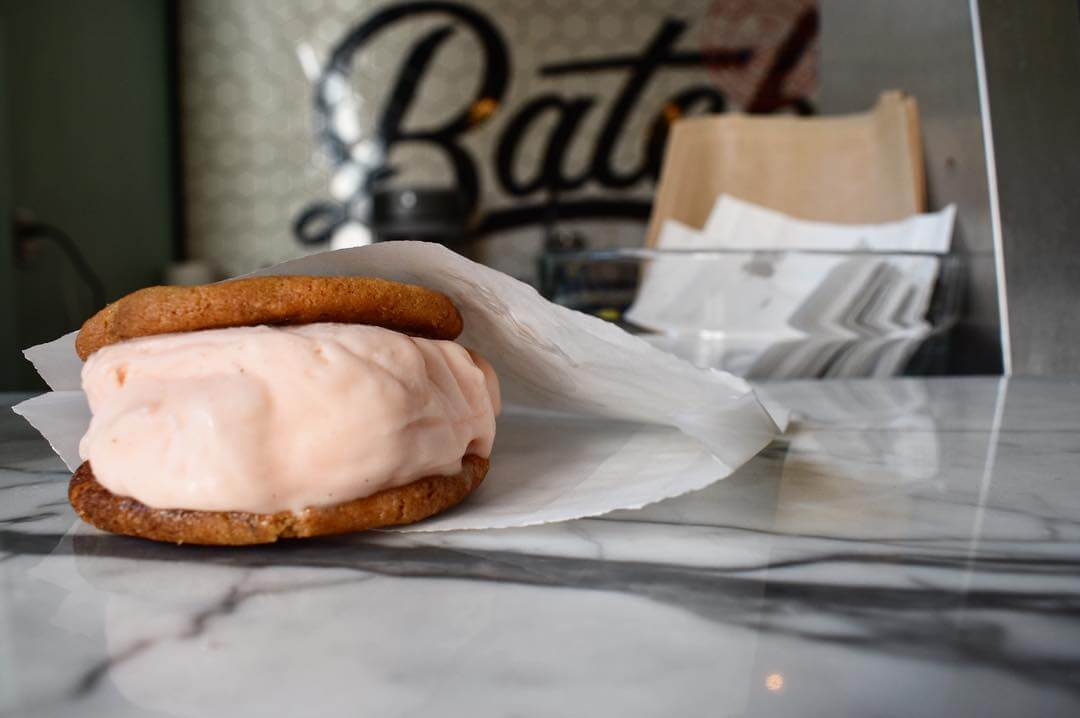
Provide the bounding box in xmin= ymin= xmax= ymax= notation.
xmin=1 ymin=377 xmax=1079 ymax=717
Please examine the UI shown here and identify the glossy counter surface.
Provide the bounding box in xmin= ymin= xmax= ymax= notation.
xmin=2 ymin=377 xmax=1078 ymax=717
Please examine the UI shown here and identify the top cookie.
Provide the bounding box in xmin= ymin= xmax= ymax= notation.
xmin=76 ymin=275 xmax=463 ymax=360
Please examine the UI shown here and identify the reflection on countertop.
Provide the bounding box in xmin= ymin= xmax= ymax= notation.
xmin=1 ymin=377 xmax=1078 ymax=717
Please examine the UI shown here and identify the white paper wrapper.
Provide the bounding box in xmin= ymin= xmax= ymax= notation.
xmin=13 ymin=242 xmax=780 ymax=531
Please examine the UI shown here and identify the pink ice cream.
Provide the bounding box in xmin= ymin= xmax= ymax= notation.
xmin=78 ymin=323 xmax=500 ymax=513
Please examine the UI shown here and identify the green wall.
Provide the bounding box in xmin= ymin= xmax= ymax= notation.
xmin=1 ymin=0 xmax=174 ymax=389
xmin=0 ymin=12 xmax=15 ymax=390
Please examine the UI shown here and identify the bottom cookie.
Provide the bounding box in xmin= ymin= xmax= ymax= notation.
xmin=68 ymin=456 xmax=488 ymax=546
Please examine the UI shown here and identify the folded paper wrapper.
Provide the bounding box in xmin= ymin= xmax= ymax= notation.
xmin=14 ymin=241 xmax=784 ymax=532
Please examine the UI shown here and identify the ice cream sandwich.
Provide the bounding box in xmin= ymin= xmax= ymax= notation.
xmin=69 ymin=276 xmax=500 ymax=545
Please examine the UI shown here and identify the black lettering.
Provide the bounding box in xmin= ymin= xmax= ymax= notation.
xmin=746 ymin=8 xmax=818 ymax=115
xmin=314 ymin=1 xmax=509 ymax=213
xmin=644 ymin=87 xmax=727 ymax=180
xmin=589 ymin=20 xmax=688 ymax=188
xmin=299 ymin=4 xmax=817 ymax=244
xmin=495 ymin=95 xmax=595 ymax=196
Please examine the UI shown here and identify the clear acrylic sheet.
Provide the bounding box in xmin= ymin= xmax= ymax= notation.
xmin=13 ymin=241 xmax=781 ymax=532
xmin=627 ymin=195 xmax=951 ymax=379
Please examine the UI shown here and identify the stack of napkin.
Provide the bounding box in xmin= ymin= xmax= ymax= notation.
xmin=627 ymin=195 xmax=956 ymax=379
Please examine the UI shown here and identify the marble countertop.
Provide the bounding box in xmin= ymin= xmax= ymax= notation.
xmin=1 ymin=377 xmax=1078 ymax=717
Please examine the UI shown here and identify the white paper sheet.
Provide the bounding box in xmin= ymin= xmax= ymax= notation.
xmin=13 ymin=241 xmax=781 ymax=531
xmin=631 ymin=197 xmax=949 ymax=379
xmin=681 ymin=194 xmax=956 ymax=253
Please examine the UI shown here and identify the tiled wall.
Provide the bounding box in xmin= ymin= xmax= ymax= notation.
xmin=179 ymin=0 xmax=817 ymax=282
